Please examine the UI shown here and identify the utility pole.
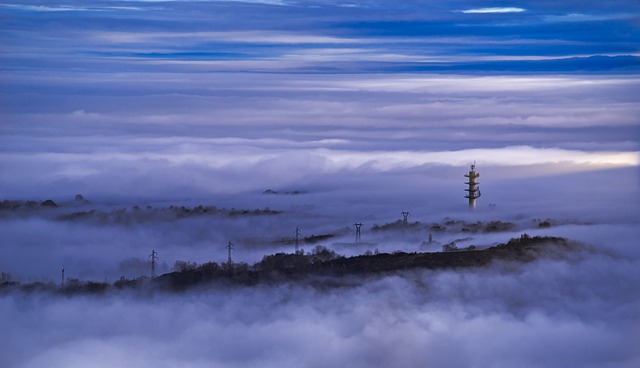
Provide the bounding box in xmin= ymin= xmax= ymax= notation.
xmin=294 ymin=227 xmax=301 ymax=254
xmin=61 ymin=266 xmax=65 ymax=286
xmin=149 ymin=249 xmax=158 ymax=279
xmin=226 ymin=241 xmax=234 ymax=267
xmin=401 ymin=211 xmax=410 ymax=225
xmin=354 ymin=223 xmax=363 ymax=243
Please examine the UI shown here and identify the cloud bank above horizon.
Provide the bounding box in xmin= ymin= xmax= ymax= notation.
xmin=0 ymin=0 xmax=637 ymax=203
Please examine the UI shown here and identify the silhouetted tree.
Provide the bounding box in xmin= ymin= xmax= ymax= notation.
xmin=311 ymin=245 xmax=338 ymax=262
xmin=174 ymin=260 xmax=197 ymax=272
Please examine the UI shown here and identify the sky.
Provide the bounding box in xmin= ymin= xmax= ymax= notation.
xmin=1 ymin=0 xmax=639 ymax=199
xmin=1 ymin=1 xmax=639 ymax=367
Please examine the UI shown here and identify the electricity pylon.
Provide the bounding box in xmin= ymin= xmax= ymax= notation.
xmin=402 ymin=211 xmax=410 ymax=225
xmin=226 ymin=241 xmax=234 ymax=267
xmin=294 ymin=227 xmax=301 ymax=253
xmin=149 ymin=249 xmax=158 ymax=279
xmin=354 ymin=223 xmax=363 ymax=243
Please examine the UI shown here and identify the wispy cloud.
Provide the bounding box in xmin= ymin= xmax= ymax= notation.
xmin=461 ymin=7 xmax=526 ymax=14
xmin=542 ymin=12 xmax=636 ymax=23
xmin=119 ymin=0 xmax=290 ymax=5
xmin=0 ymin=4 xmax=146 ymax=12
xmin=91 ymin=30 xmax=362 ymax=45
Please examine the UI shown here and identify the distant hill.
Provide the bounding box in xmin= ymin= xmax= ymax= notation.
xmin=155 ymin=234 xmax=578 ymax=291
xmin=1 ymin=234 xmax=580 ymax=295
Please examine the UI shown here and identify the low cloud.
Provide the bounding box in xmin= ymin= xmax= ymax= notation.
xmin=2 ymin=237 xmax=639 ymax=367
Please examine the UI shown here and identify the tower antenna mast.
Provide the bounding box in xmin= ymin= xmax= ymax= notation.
xmin=464 ymin=162 xmax=481 ymax=208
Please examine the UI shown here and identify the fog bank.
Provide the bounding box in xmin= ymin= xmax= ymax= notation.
xmin=2 ymin=243 xmax=639 ymax=368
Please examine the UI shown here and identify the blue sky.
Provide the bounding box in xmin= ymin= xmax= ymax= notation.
xmin=1 ymin=0 xmax=638 ymax=74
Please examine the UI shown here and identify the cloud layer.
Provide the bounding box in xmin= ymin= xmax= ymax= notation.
xmin=1 ymin=1 xmax=638 ymax=202
xmin=2 ymin=236 xmax=639 ymax=368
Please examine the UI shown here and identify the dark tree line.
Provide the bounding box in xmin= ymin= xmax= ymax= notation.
xmin=1 ymin=235 xmax=577 ymax=295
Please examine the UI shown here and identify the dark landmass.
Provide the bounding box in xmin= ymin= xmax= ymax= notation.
xmin=1 ymin=235 xmax=582 ymax=295
xmin=55 ymin=205 xmax=282 ymax=224
xmin=304 ymin=233 xmax=337 ymax=244
xmin=263 ymin=189 xmax=307 ymax=195
xmin=0 ymin=199 xmax=59 ymax=210
xmin=372 ymin=218 xmax=518 ymax=233
xmin=0 ymin=198 xmax=564 ymax=235
xmin=157 ymin=234 xmax=577 ymax=291
xmin=0 ymin=199 xmax=282 ymax=223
